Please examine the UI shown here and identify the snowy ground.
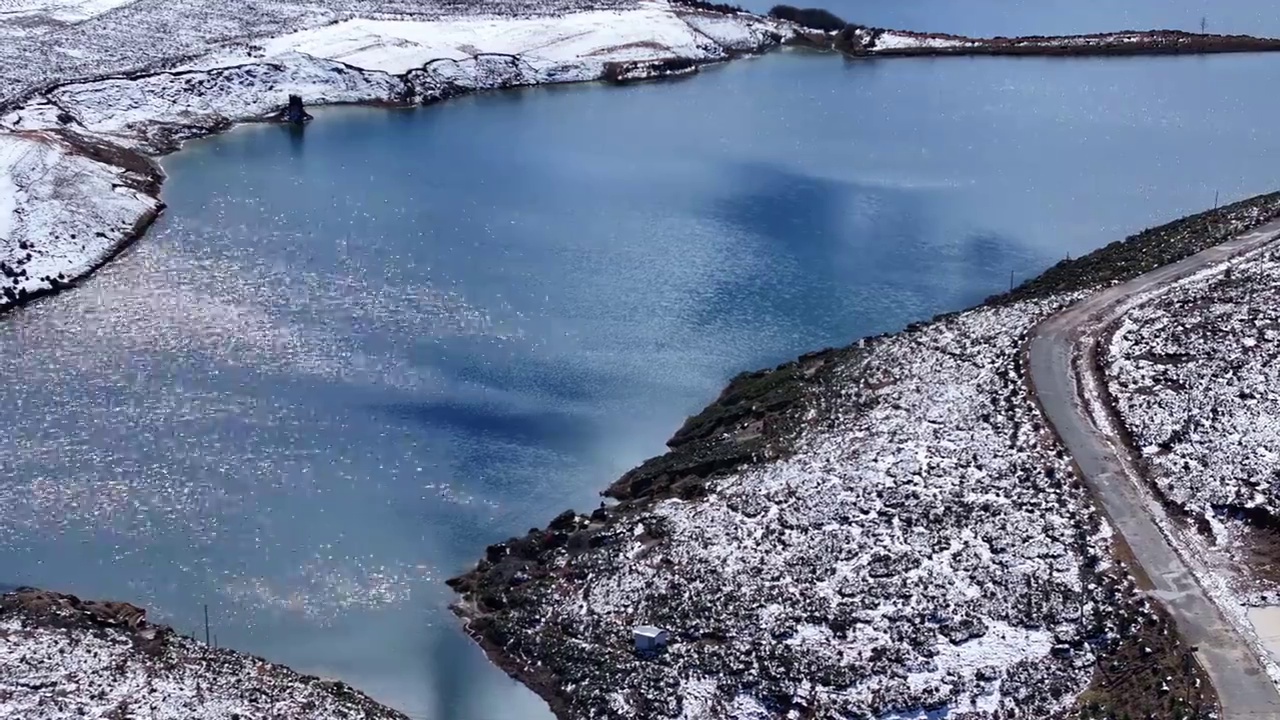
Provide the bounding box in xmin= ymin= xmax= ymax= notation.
xmin=1107 ymin=242 xmax=1280 ymax=518
xmin=0 ymin=588 xmax=408 ymax=720
xmin=1106 ymin=233 xmax=1280 ymax=622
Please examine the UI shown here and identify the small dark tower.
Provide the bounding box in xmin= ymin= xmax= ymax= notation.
xmin=282 ymin=94 xmax=313 ymax=125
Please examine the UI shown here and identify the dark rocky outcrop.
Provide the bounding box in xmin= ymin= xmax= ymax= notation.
xmin=278 ymin=93 xmax=313 ymax=124
xmin=671 ymin=0 xmax=745 ymax=14
xmin=767 ymin=4 xmax=846 ymax=32
xmin=601 ymin=57 xmax=699 ymax=84
xmin=3 ymin=587 xmax=150 ymax=630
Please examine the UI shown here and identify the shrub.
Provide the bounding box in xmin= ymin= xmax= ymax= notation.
xmin=673 ymin=0 xmax=745 ymax=13
xmin=768 ymin=4 xmax=847 ymax=31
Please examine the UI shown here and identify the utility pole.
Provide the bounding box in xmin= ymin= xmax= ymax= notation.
xmin=1009 ymin=268 xmax=1014 ymax=291
xmin=204 ymin=604 xmax=211 ymax=646
xmin=1214 ymin=189 xmax=1219 ymax=209
xmin=1200 ymin=16 xmax=1207 ymax=33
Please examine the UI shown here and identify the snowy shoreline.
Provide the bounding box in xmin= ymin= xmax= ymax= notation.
xmin=830 ymin=26 xmax=1280 ymax=57
xmin=0 ymin=0 xmax=790 ymax=315
xmin=0 ymin=587 xmax=410 ymax=719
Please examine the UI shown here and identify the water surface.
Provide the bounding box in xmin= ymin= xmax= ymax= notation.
xmin=5 ymin=40 xmax=1280 ymax=720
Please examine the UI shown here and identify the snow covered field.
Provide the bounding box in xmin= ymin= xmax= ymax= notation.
xmin=0 ymin=131 xmax=160 ymax=310
xmin=1107 ymin=240 xmax=1280 ymax=518
xmin=1108 ymin=246 xmax=1280 ymax=517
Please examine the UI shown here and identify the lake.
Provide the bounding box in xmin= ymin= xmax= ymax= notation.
xmin=5 ymin=23 xmax=1280 ymax=720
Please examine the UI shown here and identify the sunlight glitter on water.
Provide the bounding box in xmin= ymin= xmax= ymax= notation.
xmin=0 ymin=214 xmax=515 ymax=627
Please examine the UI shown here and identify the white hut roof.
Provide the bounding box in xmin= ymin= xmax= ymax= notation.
xmin=633 ymin=626 xmax=667 ymax=637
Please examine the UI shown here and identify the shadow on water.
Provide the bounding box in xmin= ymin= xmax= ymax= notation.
xmin=429 ymin=625 xmax=488 ymax=720
xmin=705 ymin=160 xmax=1036 ymax=331
xmin=700 ymin=160 xmax=937 ymax=330
xmin=281 ymin=122 xmax=307 ymax=157
xmin=376 ymin=401 xmax=598 ymax=455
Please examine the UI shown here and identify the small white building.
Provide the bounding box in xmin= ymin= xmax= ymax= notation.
xmin=633 ymin=625 xmax=670 ymax=652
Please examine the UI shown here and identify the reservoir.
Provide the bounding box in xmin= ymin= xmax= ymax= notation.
xmin=4 ymin=30 xmax=1280 ymax=720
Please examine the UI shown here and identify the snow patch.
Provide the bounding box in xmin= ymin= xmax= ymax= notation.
xmin=874 ymin=31 xmax=975 ymax=51
xmin=247 ymin=3 xmax=730 ymax=76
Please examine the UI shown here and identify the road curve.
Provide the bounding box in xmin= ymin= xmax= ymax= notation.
xmin=1029 ymin=218 xmax=1280 ymax=720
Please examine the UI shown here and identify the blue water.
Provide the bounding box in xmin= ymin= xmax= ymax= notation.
xmin=6 ymin=25 xmax=1280 ymax=720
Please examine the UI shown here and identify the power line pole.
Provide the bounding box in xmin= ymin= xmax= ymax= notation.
xmin=204 ymin=604 xmax=211 ymax=646
xmin=1200 ymin=16 xmax=1207 ymax=33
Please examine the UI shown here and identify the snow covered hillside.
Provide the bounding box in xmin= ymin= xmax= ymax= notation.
xmin=450 ymin=293 xmax=1213 ymax=720
xmin=0 ymin=131 xmax=161 ymax=310
xmin=0 ymin=0 xmax=653 ymax=107
xmin=448 ymin=194 xmax=1280 ymax=720
xmin=0 ymin=5 xmax=780 ymax=153
xmin=0 ymin=588 xmax=408 ymax=720
xmin=0 ymin=0 xmax=783 ymax=112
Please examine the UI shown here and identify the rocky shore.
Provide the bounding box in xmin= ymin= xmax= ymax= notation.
xmin=830 ymin=27 xmax=1280 ymax=57
xmin=448 ymin=193 xmax=1280 ymax=719
xmin=0 ymin=587 xmax=408 ymax=720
